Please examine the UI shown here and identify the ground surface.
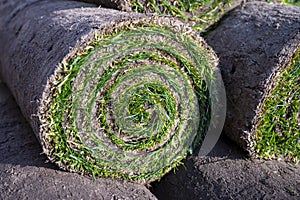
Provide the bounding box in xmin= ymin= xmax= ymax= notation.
xmin=151 ymin=137 xmax=300 ymax=199
xmin=1 ymin=80 xmax=299 ymax=199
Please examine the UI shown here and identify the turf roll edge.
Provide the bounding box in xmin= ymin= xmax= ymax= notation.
xmin=79 ymin=0 xmax=233 ymax=30
xmin=0 ymin=0 xmax=220 ymax=182
xmin=205 ymin=1 xmax=300 ymax=162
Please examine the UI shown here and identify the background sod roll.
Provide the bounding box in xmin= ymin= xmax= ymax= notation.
xmin=79 ymin=0 xmax=233 ymax=29
xmin=205 ymin=1 xmax=300 ymax=162
xmin=0 ymin=0 xmax=219 ymax=182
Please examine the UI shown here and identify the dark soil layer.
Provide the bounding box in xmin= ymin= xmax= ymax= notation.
xmin=204 ymin=1 xmax=300 ymax=156
xmin=79 ymin=0 xmax=131 ymax=11
xmin=0 ymin=82 xmax=156 ymax=200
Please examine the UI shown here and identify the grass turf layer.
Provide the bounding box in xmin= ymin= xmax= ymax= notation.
xmin=129 ymin=0 xmax=231 ymax=29
xmin=44 ymin=21 xmax=216 ymax=183
xmin=272 ymin=0 xmax=300 ymax=6
xmin=255 ymin=49 xmax=300 ymax=163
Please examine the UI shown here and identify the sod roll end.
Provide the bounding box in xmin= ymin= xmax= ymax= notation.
xmin=205 ymin=1 xmax=300 ymax=162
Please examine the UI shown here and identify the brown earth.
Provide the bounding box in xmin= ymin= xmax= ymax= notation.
xmin=151 ymin=137 xmax=300 ymax=199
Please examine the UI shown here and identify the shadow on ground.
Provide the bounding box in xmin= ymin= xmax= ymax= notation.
xmin=151 ymin=136 xmax=300 ymax=199
xmin=0 ymin=84 xmax=56 ymax=169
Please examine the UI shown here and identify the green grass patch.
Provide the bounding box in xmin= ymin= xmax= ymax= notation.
xmin=45 ymin=21 xmax=214 ymax=182
xmin=131 ymin=0 xmax=231 ymax=29
xmin=255 ymin=49 xmax=300 ymax=163
xmin=273 ymin=0 xmax=300 ymax=6
xmin=284 ymin=0 xmax=300 ymax=6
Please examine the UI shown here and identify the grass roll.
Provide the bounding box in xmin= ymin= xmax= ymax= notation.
xmin=205 ymin=1 xmax=300 ymax=162
xmin=80 ymin=0 xmax=233 ymax=29
xmin=0 ymin=0 xmax=220 ymax=183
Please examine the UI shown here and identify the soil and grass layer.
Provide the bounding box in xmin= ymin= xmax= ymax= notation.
xmin=205 ymin=1 xmax=300 ymax=162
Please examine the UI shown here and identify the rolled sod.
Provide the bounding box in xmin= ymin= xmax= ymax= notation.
xmin=205 ymin=2 xmax=300 ymax=162
xmin=0 ymin=0 xmax=220 ymax=182
xmin=79 ymin=0 xmax=233 ymax=29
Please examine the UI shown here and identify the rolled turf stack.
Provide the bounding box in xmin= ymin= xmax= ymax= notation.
xmin=79 ymin=0 xmax=233 ymax=29
xmin=205 ymin=1 xmax=300 ymax=162
xmin=0 ymin=0 xmax=221 ymax=183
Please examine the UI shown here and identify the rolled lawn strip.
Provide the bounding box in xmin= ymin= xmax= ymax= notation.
xmin=0 ymin=0 xmax=220 ymax=183
xmin=79 ymin=0 xmax=233 ymax=30
xmin=205 ymin=1 xmax=300 ymax=162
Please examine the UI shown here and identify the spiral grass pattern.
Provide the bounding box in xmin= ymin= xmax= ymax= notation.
xmin=39 ymin=18 xmax=218 ymax=182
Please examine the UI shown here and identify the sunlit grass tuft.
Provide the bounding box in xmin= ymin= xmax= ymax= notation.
xmin=131 ymin=0 xmax=231 ymax=29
